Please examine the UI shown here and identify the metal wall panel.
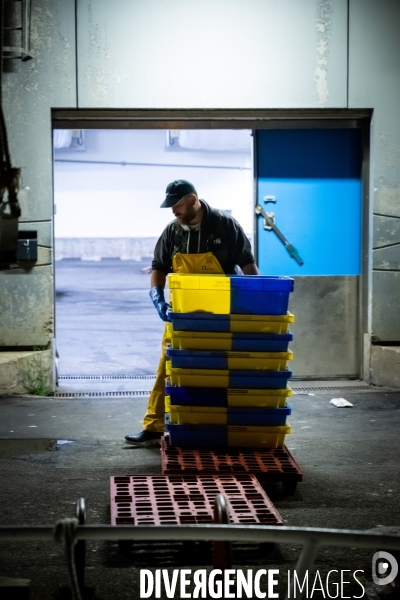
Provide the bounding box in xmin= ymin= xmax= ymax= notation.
xmin=373 ymin=216 xmax=400 ymax=248
xmin=375 ymin=189 xmax=400 ymax=218
xmin=349 ymin=0 xmax=400 ymax=342
xmin=1 ymin=0 xmax=76 ymax=346
xmin=0 ymin=267 xmax=53 ymax=347
xmin=289 ymin=276 xmax=359 ymax=378
xmin=372 ymin=272 xmax=400 ymax=342
xmin=77 ymin=0 xmax=348 ymax=109
xmin=373 ymin=246 xmax=400 ymax=271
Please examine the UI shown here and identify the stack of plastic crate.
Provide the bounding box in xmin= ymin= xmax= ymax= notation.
xmin=165 ymin=273 xmax=294 ymax=449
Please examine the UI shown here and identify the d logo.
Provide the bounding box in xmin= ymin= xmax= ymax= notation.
xmin=372 ymin=551 xmax=398 ymax=586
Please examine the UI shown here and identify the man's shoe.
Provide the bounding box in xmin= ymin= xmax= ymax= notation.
xmin=124 ymin=430 xmax=163 ymax=446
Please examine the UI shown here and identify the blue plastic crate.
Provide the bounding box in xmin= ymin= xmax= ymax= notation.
xmin=166 ymin=385 xmax=227 ymax=407
xmin=166 ymin=422 xmax=291 ymax=448
xmin=167 ymin=365 xmax=293 ymax=389
xmin=228 ymin=405 xmax=291 ymax=426
xmin=229 ymin=275 xmax=294 ymax=314
xmin=230 ymin=333 xmax=293 ymax=352
xmin=167 ymin=348 xmax=292 ymax=371
xmin=170 ymin=312 xmax=295 ymax=334
xmin=166 ymin=384 xmax=292 ymax=408
xmin=170 ymin=313 xmax=230 ymax=332
xmin=169 ymin=274 xmax=294 ymax=316
xmin=171 ymin=330 xmax=293 ymax=352
xmin=229 ymin=370 xmax=292 ymax=389
xmin=167 ymin=405 xmax=291 ymax=427
xmin=167 ymin=424 xmax=227 ymax=448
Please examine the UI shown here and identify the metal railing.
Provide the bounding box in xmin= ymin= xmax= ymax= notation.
xmin=0 ymin=497 xmax=399 ymax=600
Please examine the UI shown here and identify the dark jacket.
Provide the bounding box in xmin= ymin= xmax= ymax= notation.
xmin=152 ymin=200 xmax=255 ymax=275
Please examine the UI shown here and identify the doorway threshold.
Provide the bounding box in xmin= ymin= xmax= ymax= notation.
xmin=290 ymin=380 xmax=390 ymax=394
xmin=52 ymin=375 xmax=394 ymax=398
xmin=55 ymin=374 xmax=155 ymax=397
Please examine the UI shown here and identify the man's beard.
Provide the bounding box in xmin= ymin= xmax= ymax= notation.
xmin=177 ymin=206 xmax=196 ymax=225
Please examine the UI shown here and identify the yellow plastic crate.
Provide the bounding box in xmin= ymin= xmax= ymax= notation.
xmin=169 ymin=330 xmax=292 ymax=352
xmin=169 ymin=273 xmax=230 ymax=314
xmin=168 ymin=273 xmax=294 ymax=315
xmin=168 ymin=273 xmax=229 ymax=290
xmin=166 ymin=387 xmax=292 ymax=408
xmin=170 ymin=289 xmax=230 ymax=314
xmin=170 ymin=405 xmax=227 ymax=425
xmin=166 ymin=363 xmax=292 ymax=389
xmin=170 ymin=330 xmax=234 ymax=350
xmin=166 ymin=363 xmax=230 ymax=388
xmin=226 ymin=351 xmax=292 ymax=370
xmin=227 ymin=388 xmax=292 ymax=408
xmin=229 ymin=314 xmax=294 ymax=333
xmin=228 ymin=424 xmax=291 ymax=448
xmin=168 ymin=349 xmax=293 ymax=371
xmin=170 ymin=313 xmax=295 ymax=334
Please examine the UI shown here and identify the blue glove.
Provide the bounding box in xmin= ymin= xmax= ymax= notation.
xmin=149 ymin=285 xmax=171 ymax=322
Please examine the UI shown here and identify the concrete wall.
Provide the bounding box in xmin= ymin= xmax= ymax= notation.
xmin=371 ymin=346 xmax=400 ymax=388
xmin=1 ymin=0 xmax=76 ymax=348
xmin=77 ymin=0 xmax=348 ymax=109
xmin=349 ymin=0 xmax=400 ymax=343
xmin=0 ymin=350 xmax=54 ymax=395
xmin=1 ymin=0 xmax=400 ymax=386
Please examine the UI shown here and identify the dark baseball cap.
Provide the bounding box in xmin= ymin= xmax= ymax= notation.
xmin=160 ymin=179 xmax=196 ymax=208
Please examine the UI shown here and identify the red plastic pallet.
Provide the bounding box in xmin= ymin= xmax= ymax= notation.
xmin=160 ymin=435 xmax=303 ymax=494
xmin=110 ymin=474 xmax=282 ymax=526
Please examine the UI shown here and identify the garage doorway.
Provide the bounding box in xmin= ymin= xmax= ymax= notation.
xmin=52 ymin=109 xmax=371 ymax=381
xmin=53 ymin=127 xmax=253 ymax=376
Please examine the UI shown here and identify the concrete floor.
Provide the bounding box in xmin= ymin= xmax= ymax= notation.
xmin=0 ymin=390 xmax=399 ymax=599
xmin=0 ymin=260 xmax=399 ymax=599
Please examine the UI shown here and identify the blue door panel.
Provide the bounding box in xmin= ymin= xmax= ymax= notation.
xmin=257 ymin=129 xmax=362 ymax=277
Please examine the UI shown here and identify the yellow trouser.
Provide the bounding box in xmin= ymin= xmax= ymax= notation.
xmin=142 ymin=252 xmax=224 ymax=432
xmin=142 ymin=324 xmax=171 ymax=431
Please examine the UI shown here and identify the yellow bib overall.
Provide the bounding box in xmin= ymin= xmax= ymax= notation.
xmin=143 ymin=253 xmax=224 ymax=432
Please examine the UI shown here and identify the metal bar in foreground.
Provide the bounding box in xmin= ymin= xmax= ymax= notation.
xmin=0 ymin=524 xmax=399 ymax=550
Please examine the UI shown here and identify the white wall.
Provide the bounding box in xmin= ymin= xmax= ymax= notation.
xmin=77 ymin=0 xmax=348 ymax=108
xmin=54 ymin=129 xmax=253 ymax=239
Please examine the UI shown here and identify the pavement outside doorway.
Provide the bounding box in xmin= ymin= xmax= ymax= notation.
xmin=55 ymin=258 xmax=164 ymax=377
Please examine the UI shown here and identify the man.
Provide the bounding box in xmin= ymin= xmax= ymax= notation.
xmin=125 ymin=179 xmax=259 ymax=446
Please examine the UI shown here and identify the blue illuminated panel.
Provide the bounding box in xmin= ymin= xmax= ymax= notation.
xmin=257 ymin=129 xmax=362 ymax=276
